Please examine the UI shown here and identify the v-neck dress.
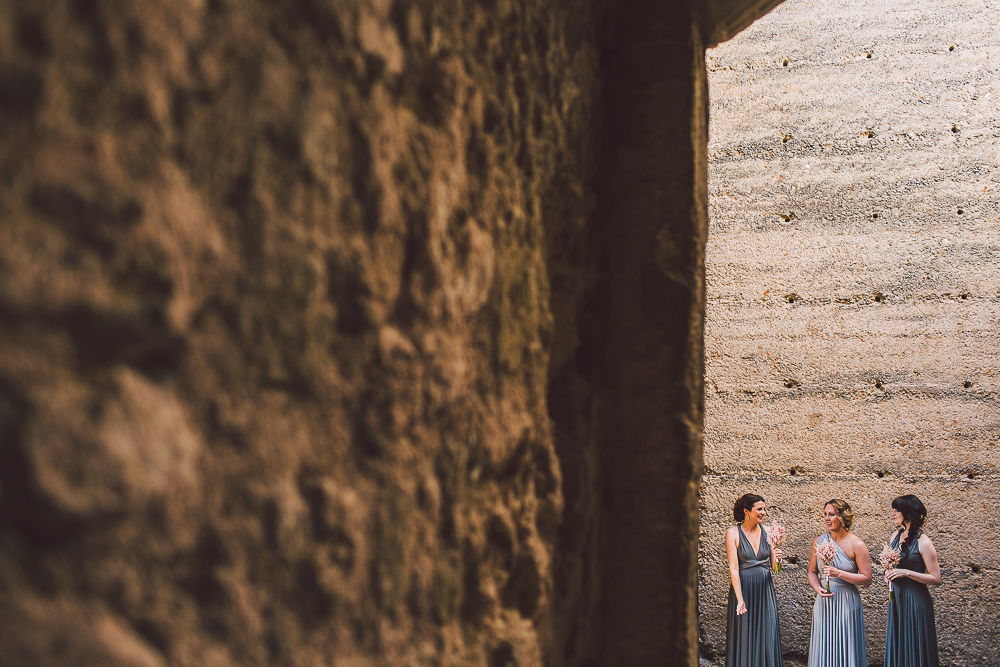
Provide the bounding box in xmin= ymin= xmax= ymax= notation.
xmin=726 ymin=526 xmax=784 ymax=667
xmin=807 ymin=533 xmax=866 ymax=667
xmin=884 ymin=530 xmax=939 ymax=667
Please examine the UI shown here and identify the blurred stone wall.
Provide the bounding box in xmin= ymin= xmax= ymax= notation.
xmin=0 ymin=0 xmax=799 ymax=664
xmin=0 ymin=1 xmax=601 ymax=664
xmin=700 ymin=0 xmax=1000 ymax=665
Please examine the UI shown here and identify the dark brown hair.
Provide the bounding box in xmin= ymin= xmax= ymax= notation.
xmin=733 ymin=493 xmax=765 ymax=522
xmin=892 ymin=494 xmax=926 ymax=553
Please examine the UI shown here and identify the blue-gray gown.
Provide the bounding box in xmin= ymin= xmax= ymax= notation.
xmin=808 ymin=534 xmax=866 ymax=667
xmin=726 ymin=526 xmax=784 ymax=667
xmin=884 ymin=530 xmax=938 ymax=667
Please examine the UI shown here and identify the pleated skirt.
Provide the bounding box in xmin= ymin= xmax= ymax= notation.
xmin=807 ymin=581 xmax=866 ymax=667
xmin=884 ymin=580 xmax=939 ymax=667
xmin=726 ymin=565 xmax=783 ymax=667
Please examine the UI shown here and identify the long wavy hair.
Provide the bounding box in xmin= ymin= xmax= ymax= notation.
xmin=892 ymin=494 xmax=927 ymax=553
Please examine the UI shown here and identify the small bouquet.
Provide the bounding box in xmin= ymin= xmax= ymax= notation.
xmin=816 ymin=541 xmax=838 ymax=593
xmin=767 ymin=521 xmax=787 ymax=573
xmin=879 ymin=544 xmax=902 ymax=602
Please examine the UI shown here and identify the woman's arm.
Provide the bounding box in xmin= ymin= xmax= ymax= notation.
xmin=887 ymin=535 xmax=941 ymax=586
xmin=881 ymin=532 xmax=899 ymax=587
xmin=822 ymin=536 xmax=872 ymax=587
xmin=853 ymin=538 xmax=873 ymax=587
xmin=726 ymin=527 xmax=747 ymax=615
xmin=807 ymin=538 xmax=834 ymax=597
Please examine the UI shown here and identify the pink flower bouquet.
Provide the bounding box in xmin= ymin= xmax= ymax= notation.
xmin=879 ymin=544 xmax=902 ymax=602
xmin=817 ymin=541 xmax=838 ymax=592
xmin=767 ymin=521 xmax=787 ymax=573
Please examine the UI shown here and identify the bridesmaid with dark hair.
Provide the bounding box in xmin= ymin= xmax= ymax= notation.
xmin=725 ymin=493 xmax=784 ymax=667
xmin=884 ymin=494 xmax=941 ymax=667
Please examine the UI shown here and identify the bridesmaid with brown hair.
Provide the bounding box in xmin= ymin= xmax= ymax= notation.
xmin=883 ymin=494 xmax=941 ymax=667
xmin=724 ymin=493 xmax=784 ymax=667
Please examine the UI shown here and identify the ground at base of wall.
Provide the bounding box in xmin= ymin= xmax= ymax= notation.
xmin=701 ymin=656 xmax=807 ymax=667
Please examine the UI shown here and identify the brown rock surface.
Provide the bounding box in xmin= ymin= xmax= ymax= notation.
xmin=0 ymin=0 xmax=799 ymax=664
xmin=701 ymin=0 xmax=1000 ymax=665
xmin=0 ymin=1 xmax=599 ymax=664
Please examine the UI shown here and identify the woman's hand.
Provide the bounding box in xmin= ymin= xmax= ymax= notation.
xmin=815 ymin=587 xmax=834 ymax=598
xmin=822 ymin=565 xmax=840 ymax=579
xmin=885 ymin=568 xmax=911 ymax=582
xmin=736 ymin=600 xmax=747 ymax=615
xmin=773 ymin=547 xmax=783 ymax=561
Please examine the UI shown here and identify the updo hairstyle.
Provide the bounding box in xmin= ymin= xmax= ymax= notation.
xmin=733 ymin=493 xmax=765 ymax=522
xmin=825 ymin=498 xmax=855 ymax=531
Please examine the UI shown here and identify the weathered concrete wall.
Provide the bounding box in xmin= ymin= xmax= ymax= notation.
xmin=700 ymin=0 xmax=1000 ymax=665
xmin=0 ymin=1 xmax=601 ymax=664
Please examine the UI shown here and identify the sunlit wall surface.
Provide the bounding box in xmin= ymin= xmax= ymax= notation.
xmin=700 ymin=1 xmax=1000 ymax=664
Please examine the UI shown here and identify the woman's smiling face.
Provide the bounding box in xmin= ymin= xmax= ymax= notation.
xmin=746 ymin=501 xmax=766 ymax=524
xmin=824 ymin=504 xmax=841 ymax=531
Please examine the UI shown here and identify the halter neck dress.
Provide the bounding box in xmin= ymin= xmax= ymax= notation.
xmin=726 ymin=525 xmax=784 ymax=667
xmin=807 ymin=533 xmax=866 ymax=667
xmin=884 ymin=529 xmax=939 ymax=667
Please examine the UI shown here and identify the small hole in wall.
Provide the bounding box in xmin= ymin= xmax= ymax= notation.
xmin=952 ymin=125 xmax=960 ymax=133
xmin=785 ymin=555 xmax=799 ymax=564
xmin=964 ymin=381 xmax=973 ymax=389
xmin=876 ymin=471 xmax=887 ymax=478
xmin=961 ymin=293 xmax=969 ymax=300
xmin=491 ymin=642 xmax=516 ymax=667
xmin=874 ymin=293 xmax=883 ymax=303
xmin=967 ymin=472 xmax=977 ymax=479
xmin=783 ymin=59 xmax=789 ymax=67
xmin=784 ymin=379 xmax=800 ymax=389
xmin=871 ymin=212 xmax=880 ymax=219
xmin=971 ymin=564 xmax=981 ymax=574
xmin=957 ymin=208 xmax=964 ymax=215
xmin=875 ymin=380 xmax=883 ymax=389
xmin=785 ymin=293 xmax=798 ymax=303
xmin=949 ymin=45 xmax=955 ymax=51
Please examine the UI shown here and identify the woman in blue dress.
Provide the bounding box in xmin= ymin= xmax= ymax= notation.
xmin=806 ymin=498 xmax=871 ymax=667
xmin=725 ymin=493 xmax=784 ymax=667
xmin=883 ymin=494 xmax=941 ymax=667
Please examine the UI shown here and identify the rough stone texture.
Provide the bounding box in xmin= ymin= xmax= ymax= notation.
xmin=588 ymin=5 xmax=709 ymax=666
xmin=0 ymin=0 xmax=800 ymax=664
xmin=700 ymin=0 xmax=1000 ymax=665
xmin=0 ymin=1 xmax=601 ymax=665
xmin=697 ymin=0 xmax=786 ymax=48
